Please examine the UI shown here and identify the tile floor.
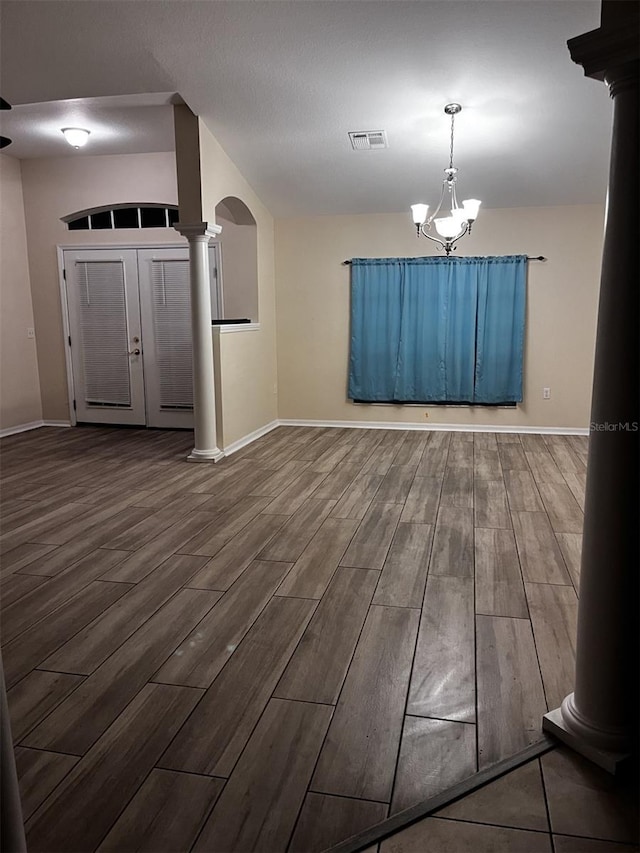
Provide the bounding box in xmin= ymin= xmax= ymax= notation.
xmin=0 ymin=424 xmax=636 ymax=852
xmin=375 ymin=747 xmax=638 ymax=853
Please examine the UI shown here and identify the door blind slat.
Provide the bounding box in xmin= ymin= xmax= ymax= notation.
xmin=151 ymin=260 xmax=193 ymax=410
xmin=76 ymin=261 xmax=131 ymax=406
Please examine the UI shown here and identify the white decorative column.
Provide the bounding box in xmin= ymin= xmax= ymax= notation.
xmin=1 ymin=655 xmax=26 ymax=852
xmin=542 ymin=2 xmax=639 ymax=772
xmin=174 ymin=222 xmax=225 ymax=462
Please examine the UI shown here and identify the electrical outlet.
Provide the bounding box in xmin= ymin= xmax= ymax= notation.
xmin=27 ymin=327 xmax=35 ymax=339
xmin=543 ymin=387 xmax=551 ymax=399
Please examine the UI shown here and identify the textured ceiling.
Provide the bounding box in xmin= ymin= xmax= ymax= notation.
xmin=0 ymin=1 xmax=611 ymax=217
xmin=0 ymin=95 xmax=176 ymax=159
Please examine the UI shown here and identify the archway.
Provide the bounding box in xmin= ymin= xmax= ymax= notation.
xmin=215 ymin=196 xmax=258 ymax=322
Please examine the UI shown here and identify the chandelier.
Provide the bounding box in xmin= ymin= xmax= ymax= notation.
xmin=410 ymin=103 xmax=481 ymax=256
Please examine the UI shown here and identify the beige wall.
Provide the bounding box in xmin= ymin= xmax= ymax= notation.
xmin=20 ymin=152 xmax=180 ymax=421
xmin=216 ymin=213 xmax=258 ymax=322
xmin=174 ymin=105 xmax=202 ymax=223
xmin=198 ymin=122 xmax=278 ymax=447
xmin=275 ymin=205 xmax=604 ymax=430
xmin=12 ymin=137 xmax=602 ymax=437
xmin=0 ymin=154 xmax=43 ymax=430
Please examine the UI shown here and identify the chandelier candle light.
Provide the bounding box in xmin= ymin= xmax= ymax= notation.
xmin=411 ymin=104 xmax=481 ymax=256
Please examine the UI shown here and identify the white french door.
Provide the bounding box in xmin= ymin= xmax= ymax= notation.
xmin=65 ymin=249 xmax=147 ymax=426
xmin=137 ymin=248 xmax=193 ymax=429
xmin=64 ymin=246 xmax=220 ymax=429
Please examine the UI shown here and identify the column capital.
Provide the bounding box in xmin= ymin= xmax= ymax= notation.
xmin=567 ymin=2 xmax=639 ymax=83
xmin=174 ymin=221 xmax=222 ymax=242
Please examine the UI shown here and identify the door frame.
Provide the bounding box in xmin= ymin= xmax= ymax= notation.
xmin=57 ymin=241 xmax=222 ymax=427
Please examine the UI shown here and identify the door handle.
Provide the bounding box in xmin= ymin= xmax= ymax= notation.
xmin=128 ymin=348 xmax=141 ymax=356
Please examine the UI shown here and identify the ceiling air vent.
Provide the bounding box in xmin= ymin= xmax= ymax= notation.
xmin=348 ymin=130 xmax=388 ymax=150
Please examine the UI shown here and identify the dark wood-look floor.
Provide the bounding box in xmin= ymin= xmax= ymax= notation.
xmin=0 ymin=424 xmax=587 ymax=852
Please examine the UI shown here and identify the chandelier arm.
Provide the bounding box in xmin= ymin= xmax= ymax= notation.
xmin=451 ymin=181 xmax=460 ymax=211
xmin=426 ymin=180 xmax=448 ymax=224
xmin=451 ymin=220 xmax=470 ymax=244
xmin=417 ymin=227 xmax=448 ymax=251
xmin=446 ymin=221 xmax=470 ymax=253
xmin=452 ymin=219 xmax=471 ymax=243
xmin=419 ymin=220 xmax=470 ymax=255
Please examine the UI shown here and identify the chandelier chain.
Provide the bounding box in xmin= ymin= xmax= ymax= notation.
xmin=449 ymin=112 xmax=455 ymax=170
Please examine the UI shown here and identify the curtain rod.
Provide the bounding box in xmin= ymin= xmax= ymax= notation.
xmin=341 ymin=256 xmax=547 ymax=265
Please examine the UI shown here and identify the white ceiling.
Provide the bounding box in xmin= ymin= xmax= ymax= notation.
xmin=0 ymin=94 xmax=176 ymax=159
xmin=0 ymin=0 xmax=611 ymax=218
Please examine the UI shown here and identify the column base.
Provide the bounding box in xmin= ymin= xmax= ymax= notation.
xmin=187 ymin=447 xmax=225 ymax=463
xmin=543 ymin=706 xmax=631 ymax=774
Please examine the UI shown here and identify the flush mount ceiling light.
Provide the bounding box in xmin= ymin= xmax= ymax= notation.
xmin=410 ymin=104 xmax=481 ymax=256
xmin=61 ymin=127 xmax=90 ymax=148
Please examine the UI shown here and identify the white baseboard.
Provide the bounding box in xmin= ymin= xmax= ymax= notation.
xmin=277 ymin=418 xmax=589 ymax=436
xmin=0 ymin=420 xmax=44 ymax=438
xmin=0 ymin=419 xmax=72 ymax=438
xmin=222 ymin=420 xmax=280 ymax=456
xmin=0 ymin=416 xmax=588 ymax=446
